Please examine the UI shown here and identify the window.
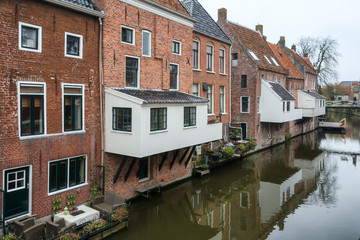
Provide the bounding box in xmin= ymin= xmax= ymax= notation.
xmin=184 ymin=107 xmax=196 ymax=127
xmin=192 ymin=40 xmax=200 ymax=69
xmin=113 ymin=108 xmax=132 ymax=132
xmin=142 ymin=30 xmax=151 ymax=57
xmin=248 ymin=50 xmax=259 ymax=61
xmin=65 ymin=32 xmax=83 ymax=58
xmin=49 ymin=156 xmax=86 ymax=193
xmin=63 ymin=85 xmax=83 ymax=132
xmin=241 ymin=96 xmax=249 ymax=113
xmin=125 ymin=56 xmax=139 ymax=88
xmin=283 ymin=102 xmax=286 ymax=112
xmin=219 ymin=48 xmax=225 ymax=74
xmin=232 ymin=53 xmax=238 ymax=60
xmin=206 ymin=44 xmax=214 ymax=71
xmin=240 ymin=192 xmax=250 ymax=208
xmin=7 ymin=170 xmax=25 ymax=192
xmin=287 ymin=101 xmax=290 ymax=111
xmin=138 ymin=158 xmax=149 ymax=181
xmin=19 ymin=22 xmax=42 ymax=53
xmin=257 ymin=96 xmax=260 ymax=113
xmin=121 ymin=26 xmax=134 ymax=44
xmin=19 ymin=83 xmax=44 ymax=136
xmin=192 ymin=83 xmax=199 ymax=96
xmin=241 ymin=75 xmax=247 ymax=88
xmin=219 ymin=86 xmax=225 ymax=114
xmin=170 ymin=64 xmax=179 ymax=90
xmin=271 ymin=56 xmax=279 ymax=66
xmin=150 ymin=108 xmax=167 ymax=131
xmin=172 ymin=40 xmax=181 ymax=55
xmin=264 ymin=55 xmax=272 ymax=65
xmin=207 ymin=85 xmax=214 ymax=114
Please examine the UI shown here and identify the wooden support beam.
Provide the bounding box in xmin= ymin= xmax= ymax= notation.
xmin=170 ymin=149 xmax=182 ymax=169
xmin=185 ymin=146 xmax=196 ymax=167
xmin=178 ymin=147 xmax=191 ymax=166
xmin=158 ymin=152 xmax=169 ymax=171
xmin=113 ymin=156 xmax=127 ymax=184
xmin=124 ymin=158 xmax=136 ymax=182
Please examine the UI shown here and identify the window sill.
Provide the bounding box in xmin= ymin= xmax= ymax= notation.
xmin=20 ymin=131 xmax=86 ymax=141
xmin=183 ymin=125 xmax=197 ymax=130
xmin=219 ymin=73 xmax=227 ymax=76
xmin=65 ymin=54 xmax=82 ymax=59
xmin=111 ymin=130 xmax=133 ymax=135
xmin=207 ymin=114 xmax=215 ymax=116
xmin=172 ymin=53 xmax=181 ymax=56
xmin=19 ymin=47 xmax=42 ymax=53
xmin=48 ymin=183 xmax=88 ymax=196
xmin=193 ymin=69 xmax=201 ymax=72
xmin=240 ymin=112 xmax=250 ymax=114
xmin=220 ymin=112 xmax=227 ymax=115
xmin=139 ymin=177 xmax=150 ymax=183
xmin=142 ymin=54 xmax=151 ymax=58
xmin=63 ymin=130 xmax=86 ymax=135
xmin=206 ymin=71 xmax=215 ymax=74
xmin=149 ymin=130 xmax=168 ymax=134
xmin=121 ymin=41 xmax=135 ymax=46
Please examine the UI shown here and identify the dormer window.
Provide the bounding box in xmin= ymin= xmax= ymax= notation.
xmin=271 ymin=56 xmax=279 ymax=66
xmin=264 ymin=55 xmax=272 ymax=65
xmin=248 ymin=50 xmax=259 ymax=61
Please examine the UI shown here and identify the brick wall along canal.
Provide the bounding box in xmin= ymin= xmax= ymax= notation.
xmin=107 ymin=112 xmax=360 ymax=240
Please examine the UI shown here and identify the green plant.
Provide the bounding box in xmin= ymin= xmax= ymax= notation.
xmin=285 ymin=133 xmax=291 ymax=141
xmin=112 ymin=207 xmax=129 ymax=222
xmin=249 ymin=138 xmax=257 ymax=150
xmin=3 ymin=232 xmax=19 ymax=240
xmin=223 ymin=146 xmax=234 ymax=158
xmin=230 ymin=130 xmax=241 ymax=139
xmin=59 ymin=232 xmax=80 ymax=240
xmin=84 ymin=219 xmax=107 ymax=233
xmin=239 ymin=144 xmax=246 ymax=152
xmin=202 ymin=164 xmax=209 ymax=169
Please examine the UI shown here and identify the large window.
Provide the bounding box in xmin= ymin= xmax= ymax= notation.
xmin=63 ymin=85 xmax=83 ymax=132
xmin=241 ymin=75 xmax=247 ymax=88
xmin=192 ymin=40 xmax=200 ymax=69
xmin=150 ymin=108 xmax=167 ymax=131
xmin=219 ymin=86 xmax=225 ymax=114
xmin=207 ymin=85 xmax=214 ymax=114
xmin=121 ymin=26 xmax=134 ymax=44
xmin=172 ymin=40 xmax=181 ymax=55
xmin=184 ymin=107 xmax=196 ymax=127
xmin=206 ymin=44 xmax=213 ymax=72
xmin=126 ymin=57 xmax=139 ymax=88
xmin=19 ymin=22 xmax=42 ymax=53
xmin=170 ymin=64 xmax=179 ymax=90
xmin=287 ymin=101 xmax=290 ymax=111
xmin=219 ymin=48 xmax=225 ymax=74
xmin=113 ymin=108 xmax=132 ymax=132
xmin=49 ymin=156 xmax=86 ymax=193
xmin=192 ymin=83 xmax=199 ymax=97
xmin=138 ymin=158 xmax=149 ymax=181
xmin=241 ymin=96 xmax=249 ymax=113
xmin=19 ymin=83 xmax=44 ymax=136
xmin=142 ymin=30 xmax=151 ymax=57
xmin=65 ymin=32 xmax=83 ymax=58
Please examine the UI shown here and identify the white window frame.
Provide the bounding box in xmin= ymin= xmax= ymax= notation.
xmin=125 ymin=55 xmax=140 ymax=89
xmin=18 ymin=81 xmax=47 ymax=139
xmin=19 ymin=22 xmax=42 ymax=53
xmin=64 ymin=32 xmax=83 ymax=59
xmin=270 ymin=56 xmax=280 ymax=66
xmin=206 ymin=43 xmax=214 ymax=73
xmin=48 ymin=155 xmax=88 ymax=196
xmin=121 ymin=25 xmax=135 ymax=45
xmin=192 ymin=39 xmax=200 ymax=70
xmin=241 ymin=96 xmax=250 ymax=113
xmin=207 ymin=84 xmax=214 ymax=115
xmin=248 ymin=50 xmax=259 ymax=61
xmin=62 ymin=83 xmax=85 ymax=133
xmin=264 ymin=55 xmax=272 ymax=65
xmin=219 ymin=47 xmax=226 ymax=74
xmin=172 ymin=40 xmax=182 ymax=55
xmin=6 ymin=170 xmax=26 ymax=193
xmin=240 ymin=191 xmax=250 ymax=209
xmin=219 ymin=85 xmax=226 ymax=114
xmin=139 ymin=157 xmax=150 ymax=182
xmin=192 ymin=83 xmax=200 ymax=97
xmin=169 ymin=63 xmax=179 ymax=90
xmin=142 ymin=30 xmax=151 ymax=57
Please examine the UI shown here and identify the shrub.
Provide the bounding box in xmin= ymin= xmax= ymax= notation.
xmin=223 ymin=146 xmax=234 ymax=158
xmin=3 ymin=233 xmax=19 ymax=240
xmin=285 ymin=133 xmax=291 ymax=141
xmin=59 ymin=232 xmax=80 ymax=240
xmin=84 ymin=219 xmax=107 ymax=233
xmin=112 ymin=207 xmax=129 ymax=222
xmin=249 ymin=138 xmax=257 ymax=150
xmin=239 ymin=144 xmax=246 ymax=152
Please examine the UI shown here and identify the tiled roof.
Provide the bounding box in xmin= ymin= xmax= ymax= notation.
xmin=180 ymin=0 xmax=231 ymax=44
xmin=301 ymin=90 xmax=326 ymax=99
xmin=61 ymin=0 xmax=100 ymax=11
xmin=268 ymin=43 xmax=303 ymax=79
xmin=113 ymin=88 xmax=208 ymax=104
xmin=267 ymin=81 xmax=295 ymax=101
xmin=228 ymin=22 xmax=286 ymax=74
xmin=286 ymin=48 xmax=317 ymax=75
xmin=152 ymin=0 xmax=188 ymax=15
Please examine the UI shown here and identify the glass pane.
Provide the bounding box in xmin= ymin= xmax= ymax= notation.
xmin=20 ymin=85 xmax=43 ymax=93
xmin=138 ymin=158 xmax=149 ymax=179
xmin=8 ymin=173 xmax=16 ymax=181
xmin=78 ymin=158 xmax=85 ymax=184
xmin=170 ymin=65 xmax=178 ymax=89
xmin=74 ymin=96 xmax=82 ymax=130
xmin=59 ymin=161 xmax=67 ymax=189
xmin=64 ymin=87 xmax=82 ymax=94
xmin=192 ymin=84 xmax=198 ymax=96
xmin=69 ymin=159 xmax=76 ymax=186
xmin=122 ymin=28 xmax=132 ymax=43
xmin=126 ymin=58 xmax=138 ymax=87
xmin=49 ymin=163 xmax=57 ymax=192
xmin=17 ymin=171 xmax=24 ymax=179
xmin=17 ymin=180 xmax=24 ymax=188
xmin=113 ymin=108 xmax=121 ymax=130
xmin=142 ymin=32 xmax=150 ymax=56
xmin=8 ymin=182 xmax=16 ymax=190
xmin=184 ymin=108 xmax=189 ymax=127
xmin=64 ymin=96 xmax=72 ymax=130
xmin=21 ymin=26 xmax=38 ymax=49
xmin=123 ymin=108 xmax=132 ymax=131
xmin=150 ymin=109 xmax=158 ymax=131
xmin=21 ymin=96 xmax=31 ymax=135
xmin=66 ymin=35 xmax=80 ymax=56
xmin=33 ymin=96 xmax=43 ymax=134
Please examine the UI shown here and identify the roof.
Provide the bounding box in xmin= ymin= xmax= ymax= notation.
xmin=43 ymin=0 xmax=104 ymax=17
xmin=61 ymin=0 xmax=99 ymax=11
xmin=267 ymin=81 xmax=295 ymax=101
xmin=152 ymin=0 xmax=189 ymax=15
xmin=112 ymin=88 xmax=209 ymax=104
xmin=227 ymin=22 xmax=286 ymax=74
xmin=340 ymin=81 xmax=357 ymax=86
xmin=286 ymin=48 xmax=317 ymax=75
xmin=180 ymin=0 xmax=231 ymax=44
xmin=300 ymin=90 xmax=326 ymax=99
xmin=268 ymin=43 xmax=303 ymax=79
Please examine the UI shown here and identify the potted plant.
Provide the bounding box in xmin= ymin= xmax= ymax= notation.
xmin=230 ymin=130 xmax=241 ymax=140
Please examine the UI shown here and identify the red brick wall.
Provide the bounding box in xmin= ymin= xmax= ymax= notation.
xmin=0 ymin=0 xmax=101 ymax=218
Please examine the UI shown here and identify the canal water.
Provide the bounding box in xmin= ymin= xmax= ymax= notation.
xmin=108 ymin=112 xmax=360 ymax=240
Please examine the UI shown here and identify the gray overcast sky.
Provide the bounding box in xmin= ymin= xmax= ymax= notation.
xmin=198 ymin=0 xmax=360 ymax=83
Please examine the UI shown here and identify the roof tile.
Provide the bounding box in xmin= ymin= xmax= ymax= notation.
xmin=267 ymin=81 xmax=295 ymax=101
xmin=152 ymin=0 xmax=188 ymax=14
xmin=61 ymin=0 xmax=100 ymax=11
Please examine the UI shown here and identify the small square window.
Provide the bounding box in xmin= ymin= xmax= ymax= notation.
xmin=65 ymin=32 xmax=83 ymax=58
xmin=172 ymin=41 xmax=181 ymax=55
xmin=122 ymin=26 xmax=134 ymax=44
xmin=150 ymin=108 xmax=167 ymax=131
xmin=19 ymin=22 xmax=42 ymax=53
xmin=113 ymin=108 xmax=132 ymax=132
xmin=184 ymin=107 xmax=196 ymax=127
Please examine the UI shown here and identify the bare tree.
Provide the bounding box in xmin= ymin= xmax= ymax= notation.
xmin=298 ymin=36 xmax=340 ymax=85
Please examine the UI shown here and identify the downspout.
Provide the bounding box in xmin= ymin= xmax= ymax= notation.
xmin=98 ymin=17 xmax=105 ymax=171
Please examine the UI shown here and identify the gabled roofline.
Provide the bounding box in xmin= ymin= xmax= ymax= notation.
xmin=194 ymin=29 xmax=232 ymax=45
xmin=43 ymin=0 xmax=106 ymax=18
xmin=105 ymin=88 xmax=145 ymax=105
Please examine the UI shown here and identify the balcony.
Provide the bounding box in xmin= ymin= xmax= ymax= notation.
xmin=297 ymin=90 xmax=326 ymax=117
xmin=260 ymin=80 xmax=302 ymax=123
xmin=104 ymin=88 xmax=222 ymax=158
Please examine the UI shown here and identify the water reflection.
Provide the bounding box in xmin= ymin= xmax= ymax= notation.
xmin=108 ymin=113 xmax=360 ymax=240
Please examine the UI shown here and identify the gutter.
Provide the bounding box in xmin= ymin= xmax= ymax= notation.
xmin=43 ymin=0 xmax=106 ymax=18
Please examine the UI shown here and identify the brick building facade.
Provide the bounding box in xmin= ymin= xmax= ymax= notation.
xmin=0 ymin=0 xmax=103 ymax=219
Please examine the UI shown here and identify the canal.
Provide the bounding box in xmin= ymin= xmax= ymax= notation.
xmin=108 ymin=112 xmax=360 ymax=240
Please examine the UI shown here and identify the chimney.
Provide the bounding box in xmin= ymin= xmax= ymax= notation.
xmin=291 ymin=44 xmax=296 ymax=52
xmin=303 ymin=53 xmax=309 ymax=58
xmin=278 ymin=36 xmax=285 ymax=48
xmin=256 ymin=24 xmax=263 ymax=36
xmin=218 ymin=8 xmax=227 ymax=23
